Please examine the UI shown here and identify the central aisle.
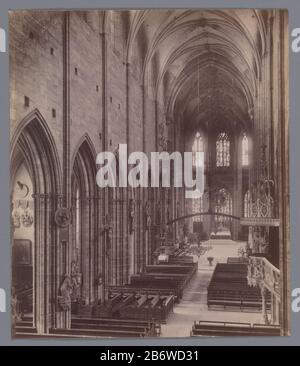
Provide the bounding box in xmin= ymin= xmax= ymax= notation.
xmin=160 ymin=240 xmax=264 ymax=338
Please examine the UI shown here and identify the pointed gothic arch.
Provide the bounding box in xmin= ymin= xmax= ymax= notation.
xmin=216 ymin=132 xmax=230 ymax=167
xmin=242 ymin=133 xmax=249 ymax=166
xmin=10 ymin=110 xmax=62 ymax=334
xmin=71 ymin=135 xmax=100 ymax=306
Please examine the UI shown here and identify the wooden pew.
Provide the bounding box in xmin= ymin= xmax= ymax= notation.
xmin=111 ymin=293 xmax=136 ymax=316
xmin=168 ymin=256 xmax=194 ymax=264
xmin=92 ymin=292 xmax=123 ymax=317
xmin=72 ymin=315 xmax=160 ymax=336
xmin=154 ymin=295 xmax=174 ymax=322
xmin=207 ymin=263 xmax=270 ymax=311
xmin=51 ymin=327 xmax=147 ymax=338
xmin=110 ymin=285 xmax=178 ymax=299
xmin=145 ymin=264 xmax=196 ymax=274
xmin=191 ymin=320 xmax=280 ymax=337
xmin=128 ymin=278 xmax=183 ymax=300
xmin=119 ymin=293 xmax=174 ymax=322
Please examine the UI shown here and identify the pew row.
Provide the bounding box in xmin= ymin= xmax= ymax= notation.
xmin=207 ymin=263 xmax=270 ymax=311
xmin=190 ymin=320 xmax=281 ymax=337
xmin=70 ymin=316 xmax=160 ymax=337
xmin=100 ymin=290 xmax=175 ymax=322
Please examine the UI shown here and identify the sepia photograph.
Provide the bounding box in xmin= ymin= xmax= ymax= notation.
xmin=9 ymin=9 xmax=290 ymax=338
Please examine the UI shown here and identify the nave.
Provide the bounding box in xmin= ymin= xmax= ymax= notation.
xmin=10 ymin=9 xmax=289 ymax=338
xmin=161 ymin=240 xmax=264 ymax=338
xmin=14 ymin=239 xmax=280 ymax=338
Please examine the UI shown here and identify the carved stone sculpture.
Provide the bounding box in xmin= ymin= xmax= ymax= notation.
xmin=58 ymin=275 xmax=73 ymax=311
xmin=128 ymin=198 xmax=135 ymax=234
xmin=21 ymin=209 xmax=34 ymax=227
xmin=144 ymin=201 xmax=151 ymax=230
xmin=70 ymin=260 xmax=82 ymax=302
xmin=55 ymin=207 xmax=71 ymax=228
xmin=102 ymin=214 xmax=112 ymax=256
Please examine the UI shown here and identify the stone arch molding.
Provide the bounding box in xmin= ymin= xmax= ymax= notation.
xmin=71 ymin=133 xmax=97 ymax=180
xmin=71 ymin=133 xmax=99 ymax=304
xmin=11 ymin=109 xmax=62 ymax=194
xmin=10 ymin=109 xmax=62 ymax=333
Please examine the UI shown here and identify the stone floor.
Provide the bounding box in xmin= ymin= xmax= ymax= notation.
xmin=161 ymin=239 xmax=264 ymax=338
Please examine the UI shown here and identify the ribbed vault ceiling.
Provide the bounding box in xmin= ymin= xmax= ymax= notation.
xmin=118 ymin=9 xmax=267 ymax=132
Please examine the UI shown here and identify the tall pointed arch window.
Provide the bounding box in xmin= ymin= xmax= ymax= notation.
xmin=242 ymin=133 xmax=249 ymax=166
xmin=244 ymin=190 xmax=251 ymax=218
xmin=216 ymin=132 xmax=230 ymax=167
xmin=192 ymin=131 xmax=204 ymax=167
xmin=191 ymin=132 xmax=204 ymax=222
xmin=75 ymin=185 xmax=81 ymax=250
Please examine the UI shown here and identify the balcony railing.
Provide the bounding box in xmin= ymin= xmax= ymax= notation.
xmin=247 ymin=256 xmax=280 ymax=298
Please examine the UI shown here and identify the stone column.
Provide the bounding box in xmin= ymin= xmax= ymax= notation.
xmin=271 ymin=294 xmax=280 ymax=325
xmin=55 ymin=11 xmax=72 ymax=329
xmin=261 ymin=286 xmax=269 ymax=325
xmin=232 ymin=132 xmax=242 ymax=240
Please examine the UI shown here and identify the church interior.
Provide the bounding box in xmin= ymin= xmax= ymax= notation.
xmin=9 ymin=9 xmax=289 ymax=338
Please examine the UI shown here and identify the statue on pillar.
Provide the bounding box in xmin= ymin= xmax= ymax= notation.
xmin=102 ymin=214 xmax=112 ymax=257
xmin=155 ymin=200 xmax=161 ymax=227
xmin=128 ymin=198 xmax=135 ymax=235
xmin=144 ymin=201 xmax=151 ymax=230
xmin=70 ymin=259 xmax=82 ymax=302
xmin=58 ymin=275 xmax=73 ymax=311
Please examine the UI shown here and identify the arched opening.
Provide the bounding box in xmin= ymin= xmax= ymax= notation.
xmin=71 ymin=138 xmax=99 ymax=310
xmin=191 ymin=132 xmax=205 ymax=236
xmin=11 ymin=161 xmax=34 ymax=321
xmin=10 ymin=111 xmax=61 ymax=334
xmin=192 ymin=131 xmax=204 ymax=167
xmin=216 ymin=132 xmax=230 ymax=167
xmin=244 ymin=190 xmax=251 ymax=218
xmin=242 ymin=133 xmax=249 ymax=166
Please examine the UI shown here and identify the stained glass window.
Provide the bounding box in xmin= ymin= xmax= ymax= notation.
xmin=216 ymin=132 xmax=230 ymax=167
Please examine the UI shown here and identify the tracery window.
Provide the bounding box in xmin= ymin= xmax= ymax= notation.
xmin=75 ymin=186 xmax=80 ymax=249
xmin=242 ymin=133 xmax=249 ymax=166
xmin=216 ymin=132 xmax=230 ymax=167
xmin=192 ymin=131 xmax=204 ymax=167
xmin=192 ymin=132 xmax=204 ymax=221
xmin=244 ymin=190 xmax=251 ymax=218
